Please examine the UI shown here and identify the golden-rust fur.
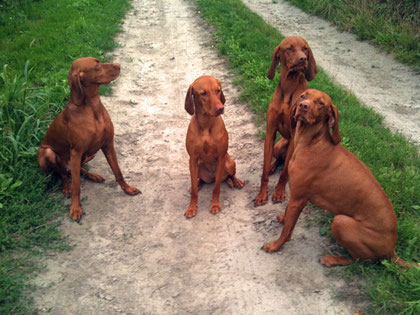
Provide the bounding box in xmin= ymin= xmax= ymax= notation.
xmin=254 ymin=36 xmax=317 ymax=206
xmin=263 ymin=89 xmax=412 ymax=267
xmin=184 ymin=76 xmax=243 ymax=218
xmin=37 ymin=57 xmax=140 ymax=221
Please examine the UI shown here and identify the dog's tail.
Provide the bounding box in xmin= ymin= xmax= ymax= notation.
xmin=390 ymin=250 xmax=419 ymax=268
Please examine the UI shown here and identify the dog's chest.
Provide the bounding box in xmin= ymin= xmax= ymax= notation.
xmin=197 ymin=133 xmax=219 ymax=161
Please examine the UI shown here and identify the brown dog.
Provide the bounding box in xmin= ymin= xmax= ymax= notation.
xmin=184 ymin=76 xmax=244 ymax=218
xmin=37 ymin=57 xmax=140 ymax=221
xmin=263 ymin=89 xmax=412 ymax=267
xmin=254 ymin=36 xmax=317 ymax=206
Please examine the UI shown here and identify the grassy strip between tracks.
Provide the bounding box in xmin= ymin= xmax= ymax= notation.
xmin=0 ymin=0 xmax=131 ymax=312
xmin=195 ymin=0 xmax=420 ymax=314
xmin=284 ymin=0 xmax=420 ymax=70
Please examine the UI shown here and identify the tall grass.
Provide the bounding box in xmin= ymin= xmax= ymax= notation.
xmin=285 ymin=0 xmax=420 ymax=69
xmin=0 ymin=0 xmax=131 ymax=312
xmin=196 ymin=0 xmax=420 ymax=313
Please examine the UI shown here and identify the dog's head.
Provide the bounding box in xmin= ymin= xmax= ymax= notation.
xmin=68 ymin=57 xmax=120 ymax=105
xmin=292 ymin=89 xmax=340 ymax=145
xmin=184 ymin=76 xmax=226 ymax=117
xmin=267 ymin=36 xmax=317 ymax=81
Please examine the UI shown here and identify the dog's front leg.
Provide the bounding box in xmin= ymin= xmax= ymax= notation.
xmin=254 ymin=121 xmax=277 ymax=206
xmin=185 ymin=157 xmax=199 ymax=218
xmin=263 ymin=196 xmax=307 ymax=252
xmin=210 ymin=154 xmax=226 ymax=215
xmin=69 ymin=149 xmax=83 ymax=221
xmin=102 ymin=142 xmax=140 ymax=196
xmin=272 ymin=138 xmax=294 ymax=203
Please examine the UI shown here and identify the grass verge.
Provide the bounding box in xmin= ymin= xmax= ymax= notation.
xmin=0 ymin=0 xmax=131 ymax=312
xmin=195 ymin=0 xmax=420 ymax=313
xmin=284 ymin=0 xmax=420 ymax=70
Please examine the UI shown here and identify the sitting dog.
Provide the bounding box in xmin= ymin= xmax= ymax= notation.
xmin=254 ymin=36 xmax=317 ymax=206
xmin=37 ymin=57 xmax=140 ymax=221
xmin=263 ymin=89 xmax=412 ymax=267
xmin=184 ymin=76 xmax=244 ymax=218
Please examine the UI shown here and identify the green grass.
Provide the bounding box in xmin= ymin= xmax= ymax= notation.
xmin=0 ymin=0 xmax=131 ymax=312
xmin=285 ymin=0 xmax=420 ymax=69
xmin=195 ymin=0 xmax=420 ymax=313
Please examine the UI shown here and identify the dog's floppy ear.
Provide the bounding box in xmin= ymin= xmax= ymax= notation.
xmin=185 ymin=85 xmax=194 ymax=115
xmin=220 ymin=90 xmax=226 ymax=105
xmin=304 ymin=44 xmax=317 ymax=81
xmin=68 ymin=69 xmax=84 ymax=106
xmin=267 ymin=45 xmax=282 ymax=80
xmin=290 ymin=102 xmax=298 ymax=129
xmin=328 ymin=105 xmax=341 ymax=145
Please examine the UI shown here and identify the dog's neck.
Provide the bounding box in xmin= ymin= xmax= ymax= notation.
xmin=294 ymin=120 xmax=330 ymax=150
xmin=194 ymin=104 xmax=218 ymax=132
xmin=278 ymin=68 xmax=306 ymax=104
xmin=70 ymin=84 xmax=101 ymax=107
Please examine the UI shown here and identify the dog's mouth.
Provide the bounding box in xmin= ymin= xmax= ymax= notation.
xmin=290 ymin=63 xmax=306 ymax=72
xmin=295 ymin=110 xmax=314 ymax=125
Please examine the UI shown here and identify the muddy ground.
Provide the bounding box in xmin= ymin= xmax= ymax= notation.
xmin=32 ymin=0 xmax=418 ymax=314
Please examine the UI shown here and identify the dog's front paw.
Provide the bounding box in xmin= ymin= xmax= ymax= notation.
xmin=272 ymin=188 xmax=286 ymax=203
xmin=210 ymin=202 xmax=221 ymax=215
xmin=123 ymin=185 xmax=141 ymax=196
xmin=69 ymin=204 xmax=82 ymax=222
xmin=184 ymin=206 xmax=197 ymax=218
xmin=253 ymin=190 xmax=268 ymax=207
xmin=263 ymin=241 xmax=282 ymax=253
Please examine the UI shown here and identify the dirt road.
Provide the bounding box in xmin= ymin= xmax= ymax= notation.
xmin=244 ymin=0 xmax=420 ymax=144
xmin=33 ymin=0 xmax=362 ymax=313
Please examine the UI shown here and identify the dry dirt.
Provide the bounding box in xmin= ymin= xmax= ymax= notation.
xmin=32 ymin=0 xmax=420 ymax=313
xmin=244 ymin=0 xmax=420 ymax=144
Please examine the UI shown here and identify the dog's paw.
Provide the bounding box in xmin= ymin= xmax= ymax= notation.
xmin=253 ymin=191 xmax=268 ymax=207
xmin=123 ymin=185 xmax=141 ymax=196
xmin=210 ymin=202 xmax=221 ymax=215
xmin=233 ymin=177 xmax=244 ymax=189
xmin=272 ymin=189 xmax=286 ymax=203
xmin=69 ymin=204 xmax=82 ymax=222
xmin=184 ymin=206 xmax=197 ymax=218
xmin=86 ymin=172 xmax=105 ymax=183
xmin=263 ymin=241 xmax=282 ymax=253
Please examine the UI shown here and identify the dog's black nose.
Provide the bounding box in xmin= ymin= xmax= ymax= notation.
xmin=299 ymin=102 xmax=308 ymax=111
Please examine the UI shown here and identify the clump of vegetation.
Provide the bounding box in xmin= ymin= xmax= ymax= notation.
xmin=285 ymin=0 xmax=420 ymax=69
xmin=196 ymin=0 xmax=420 ymax=313
xmin=0 ymin=0 xmax=130 ymax=312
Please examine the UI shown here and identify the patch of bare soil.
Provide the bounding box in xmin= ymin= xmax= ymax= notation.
xmin=33 ymin=0 xmax=364 ymax=314
xmin=244 ymin=0 xmax=420 ymax=144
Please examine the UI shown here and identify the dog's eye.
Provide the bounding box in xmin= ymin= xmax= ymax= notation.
xmin=303 ymin=47 xmax=308 ymax=51
xmin=200 ymin=91 xmax=207 ymax=96
xmin=286 ymin=47 xmax=293 ymax=51
xmin=317 ymin=101 xmax=324 ymax=106
xmin=300 ymin=94 xmax=306 ymax=99
xmin=217 ymin=89 xmax=221 ymax=93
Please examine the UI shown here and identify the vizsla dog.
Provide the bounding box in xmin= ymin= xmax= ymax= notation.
xmin=37 ymin=57 xmax=140 ymax=221
xmin=263 ymin=89 xmax=412 ymax=267
xmin=254 ymin=36 xmax=317 ymax=206
xmin=184 ymin=76 xmax=244 ymax=218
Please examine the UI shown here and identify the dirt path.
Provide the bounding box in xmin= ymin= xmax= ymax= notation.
xmin=244 ymin=0 xmax=420 ymax=144
xmin=33 ymin=0 xmax=362 ymax=313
